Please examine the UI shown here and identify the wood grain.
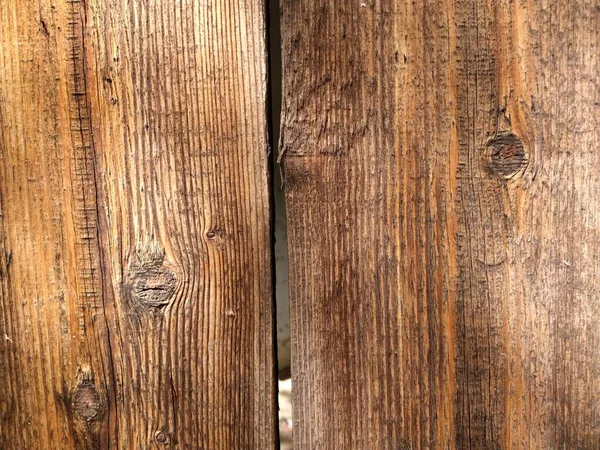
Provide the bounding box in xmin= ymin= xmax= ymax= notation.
xmin=281 ymin=1 xmax=599 ymax=449
xmin=0 ymin=0 xmax=276 ymax=449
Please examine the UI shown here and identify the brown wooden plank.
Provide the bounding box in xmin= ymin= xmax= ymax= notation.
xmin=0 ymin=0 xmax=276 ymax=448
xmin=281 ymin=1 xmax=599 ymax=449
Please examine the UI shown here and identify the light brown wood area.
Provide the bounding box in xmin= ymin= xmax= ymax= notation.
xmin=281 ymin=1 xmax=599 ymax=449
xmin=0 ymin=0 xmax=276 ymax=448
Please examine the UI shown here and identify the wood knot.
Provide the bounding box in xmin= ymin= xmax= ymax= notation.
xmin=154 ymin=430 xmax=170 ymax=445
xmin=131 ymin=264 xmax=177 ymax=308
xmin=127 ymin=243 xmax=178 ymax=309
xmin=71 ymin=367 xmax=104 ymax=423
xmin=484 ymin=132 xmax=528 ymax=179
xmin=72 ymin=385 xmax=101 ymax=421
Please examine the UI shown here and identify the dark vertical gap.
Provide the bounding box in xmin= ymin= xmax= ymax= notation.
xmin=267 ymin=0 xmax=290 ymax=382
xmin=266 ymin=0 xmax=291 ymax=448
xmin=265 ymin=0 xmax=281 ymax=447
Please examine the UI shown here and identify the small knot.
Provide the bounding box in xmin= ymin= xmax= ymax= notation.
xmin=155 ymin=430 xmax=170 ymax=445
xmin=127 ymin=243 xmax=178 ymax=309
xmin=484 ymin=132 xmax=528 ymax=179
xmin=131 ymin=264 xmax=177 ymax=308
xmin=204 ymin=229 xmax=226 ymax=249
xmin=72 ymin=384 xmax=102 ymax=422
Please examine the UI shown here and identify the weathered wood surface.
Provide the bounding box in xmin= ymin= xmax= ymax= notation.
xmin=0 ymin=1 xmax=276 ymax=449
xmin=281 ymin=1 xmax=599 ymax=449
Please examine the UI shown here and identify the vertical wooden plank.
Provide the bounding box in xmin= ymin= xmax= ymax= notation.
xmin=0 ymin=0 xmax=276 ymax=449
xmin=281 ymin=1 xmax=599 ymax=449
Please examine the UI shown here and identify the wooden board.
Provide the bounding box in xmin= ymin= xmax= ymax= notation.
xmin=281 ymin=1 xmax=599 ymax=449
xmin=0 ymin=0 xmax=276 ymax=448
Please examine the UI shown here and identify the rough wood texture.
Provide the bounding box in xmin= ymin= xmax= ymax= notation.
xmin=281 ymin=1 xmax=599 ymax=449
xmin=0 ymin=1 xmax=276 ymax=449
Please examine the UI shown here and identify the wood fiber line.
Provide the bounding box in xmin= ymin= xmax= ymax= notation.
xmin=281 ymin=1 xmax=599 ymax=449
xmin=0 ymin=0 xmax=276 ymax=449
